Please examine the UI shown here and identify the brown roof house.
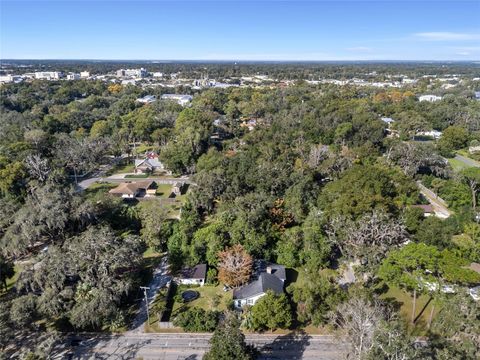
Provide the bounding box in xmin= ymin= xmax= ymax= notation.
xmin=109 ymin=180 xmax=156 ymax=198
xmin=175 ymin=264 xmax=207 ymax=286
xmin=412 ymin=204 xmax=435 ymax=217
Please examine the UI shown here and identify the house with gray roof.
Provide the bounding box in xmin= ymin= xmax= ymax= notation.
xmin=233 ymin=263 xmax=286 ymax=308
xmin=176 ymin=264 xmax=207 ymax=286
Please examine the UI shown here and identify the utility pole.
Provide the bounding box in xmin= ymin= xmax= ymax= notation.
xmin=140 ymin=286 xmax=150 ymax=325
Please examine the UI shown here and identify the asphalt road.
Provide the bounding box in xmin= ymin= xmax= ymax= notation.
xmin=64 ymin=333 xmax=347 ymax=360
xmin=454 ymin=154 xmax=480 ymax=168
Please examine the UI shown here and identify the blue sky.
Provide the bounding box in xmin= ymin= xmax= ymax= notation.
xmin=1 ymin=1 xmax=479 ymax=60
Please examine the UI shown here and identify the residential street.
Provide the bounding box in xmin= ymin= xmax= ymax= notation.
xmin=66 ymin=333 xmax=347 ymax=360
xmin=454 ymin=154 xmax=480 ymax=168
xmin=416 ymin=181 xmax=452 ymax=218
xmin=129 ymin=256 xmax=172 ymax=334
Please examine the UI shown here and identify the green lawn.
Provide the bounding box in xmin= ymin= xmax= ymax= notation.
xmin=172 ymin=284 xmax=232 ymax=315
xmin=125 ymin=174 xmax=149 ymax=179
xmin=155 ymin=184 xmax=173 ymax=198
xmin=448 ymin=158 xmax=470 ymax=172
xmin=84 ymin=182 xmax=118 ymax=197
xmin=380 ymin=286 xmax=439 ymax=333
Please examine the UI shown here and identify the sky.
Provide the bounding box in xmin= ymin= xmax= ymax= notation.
xmin=1 ymin=0 xmax=480 ymax=61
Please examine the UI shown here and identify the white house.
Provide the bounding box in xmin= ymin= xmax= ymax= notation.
xmin=419 ymin=95 xmax=442 ymax=102
xmin=80 ymin=71 xmax=90 ymax=78
xmin=418 ymin=130 xmax=442 ymax=139
xmin=233 ymin=264 xmax=286 ymax=308
xmin=134 ymin=153 xmax=167 ymax=174
xmin=136 ymin=95 xmax=157 ymax=104
xmin=176 ymin=264 xmax=207 ymax=286
xmin=160 ymin=94 xmax=193 ymax=106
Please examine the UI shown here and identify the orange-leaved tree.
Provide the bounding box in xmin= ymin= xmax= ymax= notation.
xmin=218 ymin=244 xmax=253 ymax=288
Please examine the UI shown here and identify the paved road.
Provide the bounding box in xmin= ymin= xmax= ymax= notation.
xmin=417 ymin=181 xmax=451 ymax=218
xmin=129 ymin=256 xmax=172 ymax=334
xmin=66 ymin=333 xmax=347 ymax=360
xmin=454 ymin=154 xmax=480 ymax=168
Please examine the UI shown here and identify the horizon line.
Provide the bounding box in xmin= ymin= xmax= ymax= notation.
xmin=2 ymin=58 xmax=479 ymax=63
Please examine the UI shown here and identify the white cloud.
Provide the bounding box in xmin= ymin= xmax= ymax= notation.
xmin=456 ymin=52 xmax=470 ymax=56
xmin=414 ymin=32 xmax=480 ymax=41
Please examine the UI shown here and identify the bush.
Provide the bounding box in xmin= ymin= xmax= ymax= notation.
xmin=206 ymin=268 xmax=218 ymax=285
xmin=172 ymin=307 xmax=219 ymax=332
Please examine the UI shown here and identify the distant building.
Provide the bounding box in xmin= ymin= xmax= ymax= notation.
xmin=0 ymin=75 xmax=22 ymax=83
xmin=121 ymin=79 xmax=136 ymax=86
xmin=80 ymin=71 xmax=90 ymax=78
xmin=417 ymin=130 xmax=442 ymax=139
xmin=134 ymin=152 xmax=167 ymax=174
xmin=419 ymin=95 xmax=442 ymax=102
xmin=136 ymin=95 xmax=157 ymax=104
xmin=152 ymin=72 xmax=163 ymax=78
xmin=34 ymin=71 xmax=62 ymax=80
xmin=66 ymin=73 xmax=81 ymax=80
xmin=117 ymin=68 xmax=147 ymax=78
xmin=381 ymin=117 xmax=395 ymax=125
xmin=160 ymin=94 xmax=193 ymax=106
xmin=475 ymin=91 xmax=480 ymax=100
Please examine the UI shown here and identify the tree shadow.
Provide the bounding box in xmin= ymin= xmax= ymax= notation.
xmin=414 ymin=296 xmax=432 ymax=324
xmin=53 ymin=335 xmax=152 ymax=360
xmin=258 ymin=331 xmax=311 ymax=360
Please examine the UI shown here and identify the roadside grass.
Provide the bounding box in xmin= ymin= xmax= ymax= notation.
xmin=83 ymin=182 xmax=118 ymax=197
xmin=106 ymin=162 xmax=135 ymax=175
xmin=125 ymin=174 xmax=149 ymax=179
xmin=448 ymin=157 xmax=470 ymax=172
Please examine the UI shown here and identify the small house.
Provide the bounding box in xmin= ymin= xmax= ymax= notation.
xmin=176 ymin=264 xmax=207 ymax=286
xmin=412 ymin=204 xmax=435 ymax=217
xmin=134 ymin=152 xmax=166 ymax=174
xmin=233 ymin=263 xmax=286 ymax=308
xmin=108 ymin=180 xmax=156 ymax=198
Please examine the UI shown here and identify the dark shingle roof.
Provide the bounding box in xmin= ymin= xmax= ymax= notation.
xmin=179 ymin=264 xmax=207 ymax=280
xmin=233 ymin=273 xmax=284 ymax=300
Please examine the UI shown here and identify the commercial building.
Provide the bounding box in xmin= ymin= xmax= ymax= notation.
xmin=34 ymin=71 xmax=62 ymax=80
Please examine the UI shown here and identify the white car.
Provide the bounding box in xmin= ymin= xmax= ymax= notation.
xmin=469 ymin=286 xmax=480 ymax=301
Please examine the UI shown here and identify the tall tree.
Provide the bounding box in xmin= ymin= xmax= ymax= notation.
xmin=461 ymin=167 xmax=480 ymax=209
xmin=203 ymin=312 xmax=253 ymax=360
xmin=217 ymin=244 xmax=253 ymax=288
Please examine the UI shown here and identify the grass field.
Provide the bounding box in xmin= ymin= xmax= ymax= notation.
xmin=172 ymin=284 xmax=232 ymax=315
xmin=448 ymin=158 xmax=470 ymax=172
xmin=155 ymin=184 xmax=173 ymax=197
xmin=84 ymin=182 xmax=118 ymax=197
xmin=379 ymin=286 xmax=439 ymax=333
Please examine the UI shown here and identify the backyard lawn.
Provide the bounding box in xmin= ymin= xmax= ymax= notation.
xmin=155 ymin=184 xmax=173 ymax=197
xmin=380 ymin=286 xmax=440 ymax=333
xmin=172 ymin=284 xmax=232 ymax=315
